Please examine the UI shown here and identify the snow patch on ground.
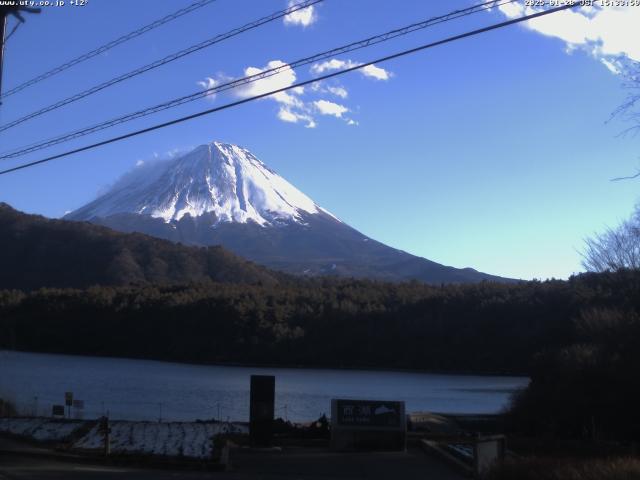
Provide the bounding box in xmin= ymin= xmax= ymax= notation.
xmin=73 ymin=421 xmax=247 ymax=459
xmin=0 ymin=418 xmax=248 ymax=459
xmin=0 ymin=418 xmax=85 ymax=442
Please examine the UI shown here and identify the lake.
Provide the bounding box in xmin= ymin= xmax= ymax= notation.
xmin=0 ymin=350 xmax=528 ymax=422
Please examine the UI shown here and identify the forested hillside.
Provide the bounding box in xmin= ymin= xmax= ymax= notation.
xmin=0 ymin=203 xmax=282 ymax=290
xmin=2 ymin=270 xmax=638 ymax=375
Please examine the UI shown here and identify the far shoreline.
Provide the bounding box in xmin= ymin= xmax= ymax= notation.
xmin=0 ymin=348 xmax=530 ymax=380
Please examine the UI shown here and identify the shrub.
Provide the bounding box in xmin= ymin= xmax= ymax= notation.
xmin=488 ymin=457 xmax=640 ymax=480
xmin=0 ymin=397 xmax=18 ymax=417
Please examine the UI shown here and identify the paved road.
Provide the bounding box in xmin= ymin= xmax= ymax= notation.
xmin=0 ymin=447 xmax=464 ymax=480
xmin=230 ymin=446 xmax=464 ymax=479
xmin=0 ymin=455 xmax=215 ymax=479
xmin=0 ymin=433 xmax=464 ymax=480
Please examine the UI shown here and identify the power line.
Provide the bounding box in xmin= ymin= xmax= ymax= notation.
xmin=0 ymin=3 xmax=579 ymax=177
xmin=0 ymin=0 xmax=517 ymax=160
xmin=0 ymin=0 xmax=218 ymax=101
xmin=0 ymin=0 xmax=321 ymax=133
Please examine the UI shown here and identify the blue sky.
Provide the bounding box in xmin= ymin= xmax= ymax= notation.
xmin=0 ymin=0 xmax=638 ymax=280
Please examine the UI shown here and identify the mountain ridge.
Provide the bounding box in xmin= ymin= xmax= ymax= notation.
xmin=66 ymin=141 xmax=512 ymax=284
xmin=0 ymin=202 xmax=283 ymax=290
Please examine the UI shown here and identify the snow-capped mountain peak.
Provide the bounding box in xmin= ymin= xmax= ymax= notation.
xmin=67 ymin=141 xmax=338 ymax=226
xmin=65 ymin=140 xmax=509 ymax=284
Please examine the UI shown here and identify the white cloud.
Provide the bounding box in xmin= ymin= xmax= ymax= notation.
xmin=311 ymin=59 xmax=360 ymax=74
xmin=135 ymin=159 xmax=145 ymax=167
xmin=166 ymin=147 xmax=190 ymax=159
xmin=327 ymin=85 xmax=348 ymax=98
xmin=309 ymin=81 xmax=348 ymax=98
xmin=237 ymin=60 xmax=302 ymax=107
xmin=196 ymin=77 xmax=218 ymax=101
xmin=310 ymin=58 xmax=392 ymax=80
xmin=361 ymin=64 xmax=391 ymax=81
xmin=283 ymin=0 xmax=317 ymax=27
xmin=601 ymin=58 xmax=622 ymax=75
xmin=199 ymin=58 xmax=371 ymax=128
xmin=496 ymin=4 xmax=640 ymax=73
xmin=278 ymin=107 xmax=316 ymax=128
xmin=314 ymin=100 xmax=348 ymax=118
xmin=234 ymin=60 xmax=317 ymax=127
xmin=278 ymin=107 xmax=299 ymax=123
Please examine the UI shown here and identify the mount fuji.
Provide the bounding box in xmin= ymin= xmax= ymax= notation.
xmin=66 ymin=141 xmax=507 ymax=283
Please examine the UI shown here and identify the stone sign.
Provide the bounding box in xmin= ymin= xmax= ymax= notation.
xmin=331 ymin=399 xmax=406 ymax=451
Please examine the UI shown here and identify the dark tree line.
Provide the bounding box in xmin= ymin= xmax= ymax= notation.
xmin=0 ymin=203 xmax=284 ymax=290
xmin=507 ymin=305 xmax=640 ymax=441
xmin=2 ymin=270 xmax=639 ymax=377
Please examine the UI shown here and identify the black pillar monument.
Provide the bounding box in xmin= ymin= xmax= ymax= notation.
xmin=249 ymin=375 xmax=275 ymax=447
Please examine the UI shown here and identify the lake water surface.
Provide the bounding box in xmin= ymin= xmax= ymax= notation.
xmin=0 ymin=351 xmax=528 ymax=422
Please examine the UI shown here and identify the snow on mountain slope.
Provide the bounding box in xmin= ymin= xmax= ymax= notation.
xmin=67 ymin=142 xmax=338 ymax=226
xmin=66 ymin=140 xmax=511 ymax=284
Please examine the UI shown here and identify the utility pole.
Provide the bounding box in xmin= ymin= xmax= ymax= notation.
xmin=0 ymin=10 xmax=7 ymax=100
xmin=0 ymin=6 xmax=41 ymax=103
xmin=99 ymin=416 xmax=111 ymax=457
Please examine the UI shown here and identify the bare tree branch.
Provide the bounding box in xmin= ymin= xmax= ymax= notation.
xmin=582 ymin=205 xmax=640 ymax=272
xmin=611 ymin=169 xmax=640 ymax=182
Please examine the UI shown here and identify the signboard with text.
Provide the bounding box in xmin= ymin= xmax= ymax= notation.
xmin=335 ymin=399 xmax=403 ymax=428
xmin=331 ymin=399 xmax=406 ymax=452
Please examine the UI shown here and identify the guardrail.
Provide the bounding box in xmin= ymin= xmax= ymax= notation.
xmin=418 ymin=434 xmax=506 ymax=478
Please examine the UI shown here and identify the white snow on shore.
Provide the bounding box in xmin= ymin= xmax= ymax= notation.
xmin=0 ymin=417 xmax=248 ymax=459
xmin=73 ymin=420 xmax=248 ymax=459
xmin=0 ymin=418 xmax=85 ymax=441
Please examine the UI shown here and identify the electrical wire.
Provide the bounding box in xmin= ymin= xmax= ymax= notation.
xmin=0 ymin=0 xmax=516 ymax=160
xmin=0 ymin=3 xmax=579 ymax=177
xmin=0 ymin=0 xmax=321 ymax=133
xmin=0 ymin=0 xmax=218 ymax=100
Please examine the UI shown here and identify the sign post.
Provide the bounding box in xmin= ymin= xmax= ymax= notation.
xmin=331 ymin=399 xmax=406 ymax=451
xmin=64 ymin=392 xmax=73 ymax=419
xmin=249 ymin=375 xmax=275 ymax=447
xmin=98 ymin=416 xmax=111 ymax=456
xmin=72 ymin=399 xmax=84 ymax=419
